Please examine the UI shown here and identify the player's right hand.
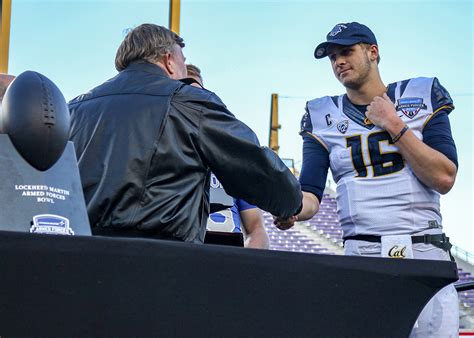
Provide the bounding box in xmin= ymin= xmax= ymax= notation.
xmin=273 ymin=215 xmax=298 ymax=230
xmin=366 ymin=93 xmax=402 ymax=132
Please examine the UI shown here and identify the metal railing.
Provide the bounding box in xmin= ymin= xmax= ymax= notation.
xmin=452 ymin=245 xmax=474 ymax=265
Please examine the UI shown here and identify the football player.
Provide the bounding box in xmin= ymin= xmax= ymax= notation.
xmin=274 ymin=22 xmax=459 ymax=337
xmin=207 ymin=173 xmax=269 ymax=249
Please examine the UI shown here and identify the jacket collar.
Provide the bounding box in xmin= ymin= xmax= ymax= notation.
xmin=124 ymin=61 xmax=169 ymax=78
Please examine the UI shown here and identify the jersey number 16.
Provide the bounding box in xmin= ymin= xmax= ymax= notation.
xmin=346 ymin=131 xmax=405 ymax=177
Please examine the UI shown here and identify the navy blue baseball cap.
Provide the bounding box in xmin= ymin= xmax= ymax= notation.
xmin=314 ymin=22 xmax=377 ymax=59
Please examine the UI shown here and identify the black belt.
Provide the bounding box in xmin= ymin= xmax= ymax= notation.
xmin=344 ymin=233 xmax=453 ymax=253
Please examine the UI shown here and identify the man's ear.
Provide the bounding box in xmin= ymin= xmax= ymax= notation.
xmin=369 ymin=45 xmax=379 ymax=62
xmin=163 ymin=53 xmax=174 ymax=75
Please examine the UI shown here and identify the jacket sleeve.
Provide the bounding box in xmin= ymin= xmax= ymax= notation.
xmin=195 ymin=92 xmax=302 ymax=219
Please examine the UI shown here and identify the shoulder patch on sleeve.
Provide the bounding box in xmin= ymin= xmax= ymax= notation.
xmin=431 ymin=77 xmax=454 ymax=115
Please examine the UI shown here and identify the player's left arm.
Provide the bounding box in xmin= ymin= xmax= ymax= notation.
xmin=238 ymin=200 xmax=269 ymax=249
xmin=366 ymin=80 xmax=457 ymax=194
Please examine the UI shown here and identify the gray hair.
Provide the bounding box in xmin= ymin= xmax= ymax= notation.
xmin=115 ymin=23 xmax=185 ymax=72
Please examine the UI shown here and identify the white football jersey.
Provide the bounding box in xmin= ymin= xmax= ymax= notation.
xmin=302 ymin=77 xmax=454 ymax=237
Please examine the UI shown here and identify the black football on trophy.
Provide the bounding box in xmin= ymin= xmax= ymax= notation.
xmin=0 ymin=71 xmax=70 ymax=171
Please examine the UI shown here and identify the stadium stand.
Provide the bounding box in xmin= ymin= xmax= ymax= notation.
xmin=264 ymin=190 xmax=474 ymax=333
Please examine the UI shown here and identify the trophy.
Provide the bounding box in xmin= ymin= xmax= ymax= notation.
xmin=0 ymin=71 xmax=91 ymax=236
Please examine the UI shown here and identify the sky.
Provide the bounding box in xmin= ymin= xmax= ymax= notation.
xmin=7 ymin=0 xmax=474 ymax=252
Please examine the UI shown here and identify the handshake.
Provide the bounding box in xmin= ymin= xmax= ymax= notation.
xmin=273 ymin=214 xmax=299 ymax=231
xmin=272 ymin=191 xmax=319 ymax=231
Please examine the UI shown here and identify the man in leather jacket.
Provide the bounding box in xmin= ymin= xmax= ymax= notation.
xmin=69 ymin=24 xmax=302 ymax=243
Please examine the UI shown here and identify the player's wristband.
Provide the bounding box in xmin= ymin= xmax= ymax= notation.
xmin=392 ymin=124 xmax=409 ymax=143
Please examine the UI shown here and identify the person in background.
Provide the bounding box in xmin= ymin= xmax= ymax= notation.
xmin=182 ymin=65 xmax=269 ymax=249
xmin=181 ymin=64 xmax=204 ymax=88
xmin=207 ymin=173 xmax=269 ymax=249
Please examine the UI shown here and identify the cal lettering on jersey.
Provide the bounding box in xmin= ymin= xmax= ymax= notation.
xmin=388 ymin=246 xmax=407 ymax=258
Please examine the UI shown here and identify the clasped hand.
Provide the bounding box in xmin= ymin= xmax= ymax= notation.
xmin=272 ymin=215 xmax=298 ymax=230
xmin=365 ymin=93 xmax=400 ymax=131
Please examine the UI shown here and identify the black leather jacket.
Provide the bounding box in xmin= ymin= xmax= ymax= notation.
xmin=69 ymin=62 xmax=301 ymax=243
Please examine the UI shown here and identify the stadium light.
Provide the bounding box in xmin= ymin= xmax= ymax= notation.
xmin=169 ymin=0 xmax=180 ymax=35
xmin=269 ymin=93 xmax=281 ymax=153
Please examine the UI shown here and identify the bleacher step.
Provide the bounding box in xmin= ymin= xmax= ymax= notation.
xmin=294 ymin=221 xmax=343 ymax=255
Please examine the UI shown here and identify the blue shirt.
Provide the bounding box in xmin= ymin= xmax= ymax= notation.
xmin=209 ymin=198 xmax=256 ymax=233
